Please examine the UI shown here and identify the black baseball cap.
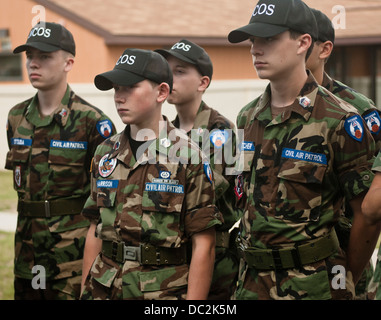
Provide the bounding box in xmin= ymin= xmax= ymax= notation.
xmin=94 ymin=48 xmax=173 ymax=92
xmin=228 ymin=0 xmax=318 ymax=43
xmin=13 ymin=22 xmax=76 ymax=56
xmin=155 ymin=39 xmax=213 ymax=80
xmin=311 ymin=8 xmax=335 ymax=44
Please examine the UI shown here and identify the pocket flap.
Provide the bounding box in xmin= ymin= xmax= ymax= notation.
xmin=278 ymin=159 xmax=326 ymax=184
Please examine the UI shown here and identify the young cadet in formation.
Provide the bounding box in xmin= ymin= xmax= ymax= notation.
xmin=362 ymin=146 xmax=381 ymax=301
xmin=228 ymin=0 xmax=380 ymax=300
xmin=306 ymin=8 xmax=380 ymax=300
xmin=156 ymin=39 xmax=241 ymax=300
xmin=80 ymin=48 xmax=222 ymax=300
xmin=6 ymin=22 xmax=116 ymax=299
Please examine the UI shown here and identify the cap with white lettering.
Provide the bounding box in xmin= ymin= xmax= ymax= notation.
xmin=311 ymin=8 xmax=335 ymax=44
xmin=228 ymin=0 xmax=318 ymax=43
xmin=155 ymin=39 xmax=213 ymax=80
xmin=13 ymin=22 xmax=76 ymax=56
xmin=94 ymin=48 xmax=173 ymax=92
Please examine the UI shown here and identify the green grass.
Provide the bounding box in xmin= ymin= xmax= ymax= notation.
xmin=0 ymin=170 xmax=17 ymax=212
xmin=0 ymin=170 xmax=16 ymax=300
xmin=0 ymin=231 xmax=14 ymax=300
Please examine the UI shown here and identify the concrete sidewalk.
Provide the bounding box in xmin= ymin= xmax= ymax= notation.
xmin=0 ymin=211 xmax=17 ymax=232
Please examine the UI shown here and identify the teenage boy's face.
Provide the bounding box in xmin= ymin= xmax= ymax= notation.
xmin=249 ymin=31 xmax=302 ymax=81
xmin=113 ymin=80 xmax=159 ymax=125
xmin=166 ymin=55 xmax=203 ymax=105
xmin=25 ymin=47 xmax=72 ymax=91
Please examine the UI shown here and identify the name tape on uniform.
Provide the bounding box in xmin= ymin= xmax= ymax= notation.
xmin=11 ymin=138 xmax=32 ymax=146
xmin=282 ymin=148 xmax=327 ymax=165
xmin=97 ymin=180 xmax=119 ymax=188
xmin=50 ymin=140 xmax=88 ymax=150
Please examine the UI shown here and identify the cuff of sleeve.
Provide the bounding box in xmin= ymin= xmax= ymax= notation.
xmin=185 ymin=205 xmax=223 ymax=238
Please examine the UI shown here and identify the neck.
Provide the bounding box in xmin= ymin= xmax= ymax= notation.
xmin=270 ymin=68 xmax=308 ymax=108
xmin=37 ymin=82 xmax=68 ymax=117
xmin=175 ymin=99 xmax=201 ymax=132
xmin=311 ymin=68 xmax=324 ymax=86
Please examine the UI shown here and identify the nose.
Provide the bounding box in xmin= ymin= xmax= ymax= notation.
xmin=114 ymin=90 xmax=126 ymax=104
xmin=27 ymin=56 xmax=39 ymax=69
xmin=250 ymin=41 xmax=263 ymax=57
xmin=250 ymin=43 xmax=263 ymax=57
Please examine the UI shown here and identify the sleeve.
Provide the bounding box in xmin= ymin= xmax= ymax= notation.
xmin=183 ymin=160 xmax=223 ymax=238
xmin=81 ymin=155 xmax=100 ymax=223
xmin=333 ymin=112 xmax=376 ymax=200
xmin=87 ymin=112 xmax=117 ymax=160
xmin=371 ymin=150 xmax=381 ymax=173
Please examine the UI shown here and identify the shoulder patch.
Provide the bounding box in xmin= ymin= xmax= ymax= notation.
xmin=344 ymin=115 xmax=364 ymax=142
xmin=363 ymin=110 xmax=381 ymax=135
xmin=210 ymin=130 xmax=229 ymax=149
xmin=203 ymin=162 xmax=213 ymax=184
xmin=97 ymin=119 xmax=113 ymax=139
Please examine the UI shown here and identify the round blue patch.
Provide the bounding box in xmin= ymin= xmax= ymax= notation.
xmin=203 ymin=162 xmax=213 ymax=184
xmin=344 ymin=115 xmax=364 ymax=142
xmin=364 ymin=110 xmax=381 ymax=135
xmin=96 ymin=119 xmax=113 ymax=139
xmin=210 ymin=130 xmax=229 ymax=149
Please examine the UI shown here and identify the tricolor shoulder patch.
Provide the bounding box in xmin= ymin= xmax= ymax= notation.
xmin=344 ymin=115 xmax=364 ymax=142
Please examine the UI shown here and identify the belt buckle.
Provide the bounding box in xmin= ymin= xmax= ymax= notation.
xmin=124 ymin=245 xmax=141 ymax=263
xmin=44 ymin=200 xmax=51 ymax=218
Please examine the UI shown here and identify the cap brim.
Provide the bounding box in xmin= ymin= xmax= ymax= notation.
xmin=155 ymin=49 xmax=196 ymax=65
xmin=228 ymin=23 xmax=289 ymax=43
xmin=13 ymin=42 xmax=61 ymax=54
xmin=94 ymin=69 xmax=146 ymax=91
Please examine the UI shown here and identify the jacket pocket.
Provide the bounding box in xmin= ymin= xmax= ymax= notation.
xmin=6 ymin=146 xmax=30 ymax=190
xmin=140 ymin=188 xmax=185 ymax=247
xmin=48 ymin=146 xmax=88 ymax=196
xmin=276 ymin=159 xmax=327 ymax=222
xmin=139 ymin=264 xmax=188 ymax=299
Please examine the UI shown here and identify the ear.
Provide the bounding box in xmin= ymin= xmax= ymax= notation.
xmin=64 ymin=55 xmax=74 ymax=72
xmin=297 ymin=34 xmax=312 ymax=56
xmin=157 ymin=83 xmax=170 ymax=103
xmin=198 ymin=75 xmax=210 ymax=92
xmin=319 ymin=41 xmax=333 ymax=60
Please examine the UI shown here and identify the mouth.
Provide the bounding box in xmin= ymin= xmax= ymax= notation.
xmin=254 ymin=61 xmax=267 ymax=69
xmin=29 ymin=73 xmax=41 ymax=79
xmin=117 ymin=108 xmax=129 ymax=114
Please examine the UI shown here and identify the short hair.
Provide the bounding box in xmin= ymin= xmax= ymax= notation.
xmin=289 ymin=30 xmax=315 ymax=61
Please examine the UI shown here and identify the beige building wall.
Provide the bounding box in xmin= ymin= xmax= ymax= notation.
xmin=0 ymin=0 xmax=111 ymax=84
xmin=0 ymin=79 xmax=268 ymax=169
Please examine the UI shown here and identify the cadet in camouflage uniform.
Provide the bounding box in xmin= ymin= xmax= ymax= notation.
xmin=156 ymin=40 xmax=241 ymax=300
xmin=228 ymin=0 xmax=380 ymax=300
xmin=80 ymin=48 xmax=222 ymax=300
xmin=306 ymin=8 xmax=380 ymax=299
xmin=362 ymin=152 xmax=381 ymax=301
xmin=6 ymin=22 xmax=116 ymax=300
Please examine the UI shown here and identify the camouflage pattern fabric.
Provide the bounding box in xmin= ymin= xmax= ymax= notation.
xmin=5 ymin=85 xmax=116 ymax=299
xmin=323 ymin=72 xmax=379 ymax=299
xmin=367 ymin=152 xmax=381 ymax=300
xmin=174 ymin=101 xmax=241 ymax=300
xmin=233 ymin=72 xmax=375 ymax=300
xmin=81 ymin=117 xmax=222 ymax=300
xmin=323 ymin=72 xmax=381 ymax=150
